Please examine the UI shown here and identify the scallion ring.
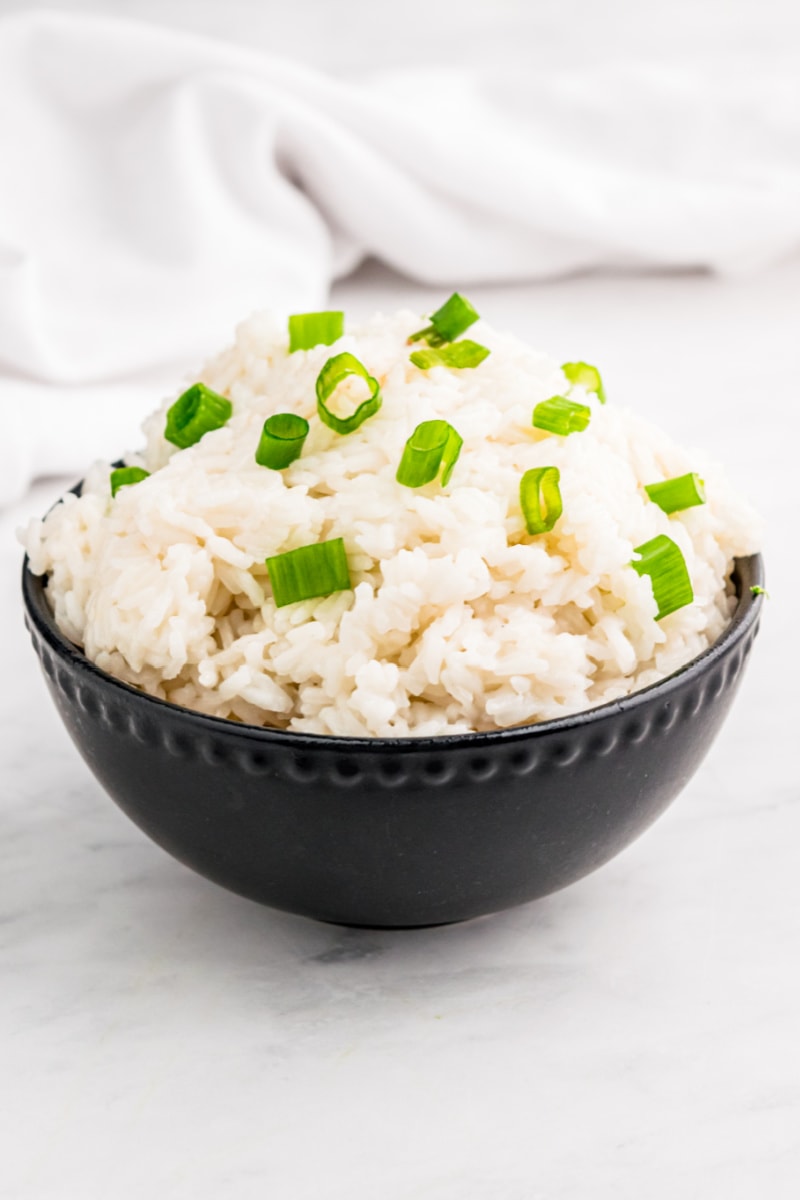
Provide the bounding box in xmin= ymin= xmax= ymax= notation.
xmin=562 ymin=361 xmax=606 ymax=404
xmin=266 ymin=537 xmax=352 ymax=608
xmin=408 ymin=293 xmax=479 ymax=346
xmin=396 ymin=420 xmax=463 ymax=488
xmin=255 ymin=413 xmax=309 ymax=470
xmin=644 ymin=473 xmax=706 ymax=515
xmin=315 ymin=352 xmax=382 ymax=435
xmin=288 ymin=311 xmax=344 ymax=353
xmin=519 ymin=467 xmax=562 ymax=535
xmin=164 ymin=383 xmax=233 ymax=449
xmin=532 ymin=396 xmax=591 ymax=436
xmin=410 ymin=340 xmax=490 ymax=371
xmin=631 ymin=534 xmax=693 ymax=620
xmin=110 ymin=467 xmax=150 ymax=497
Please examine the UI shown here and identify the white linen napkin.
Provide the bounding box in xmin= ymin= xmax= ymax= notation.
xmin=3 ymin=9 xmax=800 ymax=504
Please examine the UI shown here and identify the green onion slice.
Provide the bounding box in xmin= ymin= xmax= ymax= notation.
xmin=532 ymin=395 xmax=591 ymax=436
xmin=288 ymin=311 xmax=344 ymax=353
xmin=408 ymin=293 xmax=479 ymax=346
xmin=750 ymin=585 xmax=769 ymax=598
xmin=519 ymin=467 xmax=562 ymax=535
xmin=110 ymin=467 xmax=150 ymax=497
xmin=266 ymin=537 xmax=352 ymax=608
xmin=562 ymin=361 xmax=606 ymax=403
xmin=396 ymin=420 xmax=463 ymax=488
xmin=644 ymin=472 xmax=706 ymax=515
xmin=255 ymin=413 xmax=309 ymax=470
xmin=410 ymin=340 xmax=490 ymax=371
xmin=315 ymin=352 xmax=382 ymax=435
xmin=164 ymin=383 xmax=233 ymax=449
xmin=631 ymin=534 xmax=693 ymax=620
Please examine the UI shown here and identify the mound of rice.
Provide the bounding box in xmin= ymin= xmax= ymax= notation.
xmin=23 ymin=309 xmax=761 ymax=737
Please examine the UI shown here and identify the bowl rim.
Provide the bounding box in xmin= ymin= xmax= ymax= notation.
xmin=22 ymin=537 xmax=765 ymax=752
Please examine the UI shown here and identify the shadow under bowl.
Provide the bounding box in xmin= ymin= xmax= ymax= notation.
xmin=22 ymin=552 xmax=764 ymax=928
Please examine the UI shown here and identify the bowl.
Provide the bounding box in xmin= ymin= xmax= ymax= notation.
xmin=22 ymin=542 xmax=764 ymax=928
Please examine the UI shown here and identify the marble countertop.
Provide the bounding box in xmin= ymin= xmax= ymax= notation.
xmin=2 ymin=261 xmax=798 ymax=1198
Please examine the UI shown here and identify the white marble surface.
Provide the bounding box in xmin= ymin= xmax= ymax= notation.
xmin=2 ymin=259 xmax=798 ymax=1198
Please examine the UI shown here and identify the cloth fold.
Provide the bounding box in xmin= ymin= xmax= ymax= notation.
xmin=3 ymin=9 xmax=800 ymax=503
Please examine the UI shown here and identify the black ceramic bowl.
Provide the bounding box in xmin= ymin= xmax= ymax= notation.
xmin=23 ymin=551 xmax=764 ymax=928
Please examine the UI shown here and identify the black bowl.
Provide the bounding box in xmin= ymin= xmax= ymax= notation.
xmin=22 ymin=550 xmax=764 ymax=928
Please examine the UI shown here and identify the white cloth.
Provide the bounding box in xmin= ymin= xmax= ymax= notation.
xmin=3 ymin=9 xmax=800 ymax=504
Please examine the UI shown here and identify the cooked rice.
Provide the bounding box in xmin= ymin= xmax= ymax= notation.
xmin=22 ymin=310 xmax=761 ymax=737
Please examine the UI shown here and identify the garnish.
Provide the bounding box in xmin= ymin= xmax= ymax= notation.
xmin=644 ymin=473 xmax=706 ymax=514
xmin=266 ymin=538 xmax=352 ymax=608
xmin=408 ymin=293 xmax=479 ymax=347
xmin=562 ymin=361 xmax=606 ymax=404
xmin=631 ymin=534 xmax=693 ymax=620
xmin=255 ymin=413 xmax=310 ymax=470
xmin=410 ymin=340 xmax=490 ymax=370
xmin=110 ymin=467 xmax=150 ymax=497
xmin=316 ymin=353 xmax=382 ymax=435
xmin=532 ymin=396 xmax=591 ymax=436
xmin=750 ymin=585 xmax=769 ymax=598
xmin=164 ymin=383 xmax=233 ymax=449
xmin=288 ymin=311 xmax=344 ymax=353
xmin=519 ymin=467 xmax=562 ymax=534
xmin=396 ymin=420 xmax=463 ymax=488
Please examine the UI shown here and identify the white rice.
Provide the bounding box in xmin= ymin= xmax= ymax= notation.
xmin=23 ymin=310 xmax=761 ymax=737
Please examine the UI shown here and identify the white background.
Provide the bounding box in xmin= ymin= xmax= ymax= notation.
xmin=2 ymin=0 xmax=800 ymax=71
xmin=2 ymin=3 xmax=799 ymax=1198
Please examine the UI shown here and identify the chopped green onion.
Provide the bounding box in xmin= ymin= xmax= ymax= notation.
xmin=255 ymin=413 xmax=309 ymax=470
xmin=164 ymin=383 xmax=233 ymax=449
xmin=396 ymin=420 xmax=463 ymax=488
xmin=750 ymin=585 xmax=769 ymax=598
xmin=562 ymin=361 xmax=606 ymax=404
xmin=532 ymin=395 xmax=591 ymax=436
xmin=410 ymin=340 xmax=490 ymax=370
xmin=644 ymin=473 xmax=706 ymax=515
xmin=110 ymin=467 xmax=150 ymax=497
xmin=266 ymin=537 xmax=351 ymax=608
xmin=315 ymin=352 xmax=382 ymax=434
xmin=631 ymin=534 xmax=693 ymax=620
xmin=408 ymin=293 xmax=479 ymax=346
xmin=288 ymin=311 xmax=344 ymax=353
xmin=519 ymin=467 xmax=562 ymax=535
